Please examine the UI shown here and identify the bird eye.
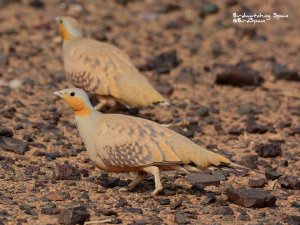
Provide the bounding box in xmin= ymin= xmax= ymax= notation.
xmin=70 ymin=92 xmax=75 ymax=96
xmin=59 ymin=20 xmax=63 ymax=24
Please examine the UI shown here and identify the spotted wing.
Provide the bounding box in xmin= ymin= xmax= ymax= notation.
xmin=95 ymin=115 xmax=183 ymax=167
xmin=64 ymin=39 xmax=165 ymax=107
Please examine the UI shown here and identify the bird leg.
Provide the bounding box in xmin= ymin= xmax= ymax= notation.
xmin=94 ymin=101 xmax=107 ymax=111
xmin=94 ymin=96 xmax=115 ymax=111
xmin=107 ymin=102 xmax=125 ymax=113
xmin=142 ymin=166 xmax=163 ymax=195
xmin=119 ymin=172 xmax=147 ymax=192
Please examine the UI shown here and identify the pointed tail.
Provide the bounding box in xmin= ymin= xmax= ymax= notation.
xmin=190 ymin=147 xmax=262 ymax=175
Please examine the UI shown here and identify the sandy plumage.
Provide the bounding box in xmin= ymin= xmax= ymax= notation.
xmin=54 ymin=88 xmax=243 ymax=195
xmin=56 ymin=17 xmax=167 ymax=109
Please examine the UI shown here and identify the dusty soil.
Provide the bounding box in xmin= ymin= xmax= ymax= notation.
xmin=0 ymin=0 xmax=299 ymax=224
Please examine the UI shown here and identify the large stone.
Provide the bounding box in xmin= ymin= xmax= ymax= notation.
xmin=278 ymin=176 xmax=300 ymax=190
xmin=216 ymin=64 xmax=263 ymax=87
xmin=256 ymin=143 xmax=282 ymax=158
xmin=187 ymin=172 xmax=221 ymax=186
xmin=58 ymin=206 xmax=90 ymax=225
xmin=53 ymin=162 xmax=80 ymax=180
xmin=248 ymin=178 xmax=268 ymax=188
xmin=226 ymin=188 xmax=276 ymax=208
xmin=0 ymin=137 xmax=29 ymax=154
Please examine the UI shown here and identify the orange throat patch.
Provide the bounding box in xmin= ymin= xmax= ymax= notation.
xmin=62 ymin=95 xmax=91 ymax=116
xmin=59 ymin=24 xmax=71 ymax=41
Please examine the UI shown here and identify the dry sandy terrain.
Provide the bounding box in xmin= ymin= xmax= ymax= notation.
xmin=0 ymin=0 xmax=299 ymax=224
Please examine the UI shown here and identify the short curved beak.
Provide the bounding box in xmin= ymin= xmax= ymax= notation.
xmin=53 ymin=91 xmax=62 ymax=97
xmin=55 ymin=17 xmax=61 ymax=24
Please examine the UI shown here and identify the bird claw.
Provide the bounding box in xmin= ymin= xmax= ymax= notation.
xmin=152 ymin=186 xmax=163 ymax=196
xmin=119 ymin=187 xmax=129 ymax=192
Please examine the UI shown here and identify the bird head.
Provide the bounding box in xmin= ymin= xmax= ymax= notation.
xmin=53 ymin=88 xmax=93 ymax=116
xmin=55 ymin=17 xmax=82 ymax=41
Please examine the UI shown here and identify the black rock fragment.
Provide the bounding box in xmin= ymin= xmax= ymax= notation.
xmin=58 ymin=206 xmax=90 ymax=225
xmin=255 ymin=143 xmax=282 ymax=158
xmin=265 ymin=169 xmax=282 ymax=181
xmin=155 ymin=80 xmax=174 ymax=96
xmin=278 ymin=176 xmax=300 ymax=190
xmin=0 ymin=137 xmax=29 ymax=154
xmin=246 ymin=123 xmax=268 ymax=134
xmin=29 ymin=0 xmax=44 ymax=9
xmin=187 ymin=172 xmax=221 ymax=187
xmin=248 ymin=178 xmax=268 ymax=188
xmin=213 ymin=206 xmax=234 ymax=216
xmin=272 ymin=63 xmax=300 ymax=81
xmin=145 ymin=50 xmax=180 ymax=74
xmin=199 ymin=2 xmax=219 ymax=18
xmin=215 ymin=64 xmax=263 ymax=87
xmin=0 ymin=126 xmax=13 ymax=137
xmin=53 ymin=162 xmax=81 ymax=180
xmin=226 ymin=188 xmax=276 ymax=208
xmin=174 ymin=212 xmax=189 ymax=224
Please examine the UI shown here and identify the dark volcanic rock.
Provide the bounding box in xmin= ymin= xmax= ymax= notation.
xmin=226 ymin=188 xmax=276 ymax=208
xmin=58 ymin=206 xmax=90 ymax=225
xmin=174 ymin=212 xmax=189 ymax=224
xmin=278 ymin=176 xmax=300 ymax=190
xmin=265 ymin=169 xmax=282 ymax=181
xmin=213 ymin=206 xmax=234 ymax=216
xmin=272 ymin=63 xmax=300 ymax=81
xmin=228 ymin=126 xmax=243 ymax=135
xmin=175 ymin=67 xmax=199 ymax=85
xmin=289 ymin=127 xmax=300 ymax=136
xmin=170 ymin=196 xmax=184 ymax=210
xmin=246 ymin=123 xmax=268 ymax=134
xmin=0 ymin=126 xmax=13 ymax=137
xmin=95 ymin=209 xmax=118 ymax=216
xmin=255 ymin=143 xmax=282 ymax=158
xmin=29 ymin=0 xmax=44 ymax=9
xmin=0 ymin=137 xmax=29 ymax=154
xmin=248 ymin=178 xmax=268 ymax=188
xmin=165 ymin=17 xmax=192 ymax=29
xmin=155 ymin=80 xmax=174 ymax=96
xmin=237 ymin=208 xmax=250 ymax=221
xmin=124 ymin=207 xmax=143 ymax=214
xmin=291 ymin=202 xmax=300 ymax=208
xmin=156 ymin=198 xmax=171 ymax=205
xmin=116 ymin=197 xmax=129 ymax=208
xmin=146 ymin=50 xmax=180 ymax=74
xmin=286 ymin=215 xmax=300 ymax=225
xmin=158 ymin=3 xmax=181 ymax=13
xmin=199 ymin=2 xmax=219 ymax=18
xmin=53 ymin=162 xmax=80 ymax=180
xmin=99 ymin=177 xmax=120 ymax=189
xmin=41 ymin=207 xmax=60 ymax=215
xmin=196 ymin=106 xmax=209 ymax=117
xmin=203 ymin=193 xmax=216 ymax=205
xmin=215 ymin=65 xmax=263 ymax=87
xmin=187 ymin=172 xmax=221 ymax=186
xmin=1 ymin=107 xmax=16 ymax=119
xmin=240 ymin=155 xmax=258 ymax=170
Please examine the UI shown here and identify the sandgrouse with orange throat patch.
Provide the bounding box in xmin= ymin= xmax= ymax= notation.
xmin=56 ymin=17 xmax=167 ymax=110
xmin=54 ymin=88 xmax=248 ymax=195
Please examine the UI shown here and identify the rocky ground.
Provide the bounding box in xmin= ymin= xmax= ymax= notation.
xmin=0 ymin=0 xmax=299 ymax=224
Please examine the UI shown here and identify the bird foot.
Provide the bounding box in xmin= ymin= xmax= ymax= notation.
xmin=152 ymin=186 xmax=163 ymax=196
xmin=119 ymin=187 xmax=130 ymax=192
